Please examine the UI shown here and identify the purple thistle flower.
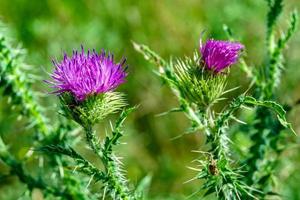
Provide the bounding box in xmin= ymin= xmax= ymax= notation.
xmin=200 ymin=39 xmax=244 ymax=73
xmin=48 ymin=47 xmax=127 ymax=101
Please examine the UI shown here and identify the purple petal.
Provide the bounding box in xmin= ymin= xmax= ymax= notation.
xmin=46 ymin=46 xmax=127 ymax=101
xmin=200 ymin=39 xmax=244 ymax=72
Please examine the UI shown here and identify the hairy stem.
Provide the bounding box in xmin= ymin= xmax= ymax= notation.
xmin=84 ymin=125 xmax=133 ymax=200
xmin=0 ymin=36 xmax=49 ymax=138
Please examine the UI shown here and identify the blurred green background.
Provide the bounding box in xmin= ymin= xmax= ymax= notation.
xmin=0 ymin=0 xmax=300 ymax=199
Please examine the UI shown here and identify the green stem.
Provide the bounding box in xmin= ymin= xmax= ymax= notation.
xmin=84 ymin=125 xmax=133 ymax=200
xmin=0 ymin=35 xmax=49 ymax=138
xmin=84 ymin=126 xmax=102 ymax=157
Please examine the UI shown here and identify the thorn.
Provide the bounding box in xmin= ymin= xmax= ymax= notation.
xmin=86 ymin=174 xmax=94 ymax=189
xmin=72 ymin=166 xmax=78 ymax=173
xmin=183 ymin=176 xmax=198 ymax=184
xmin=186 ymin=166 xmax=202 ymax=172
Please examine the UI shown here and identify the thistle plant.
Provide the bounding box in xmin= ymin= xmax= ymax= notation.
xmin=0 ymin=24 xmax=138 ymax=199
xmin=134 ymin=33 xmax=295 ymax=199
xmin=0 ymin=26 xmax=90 ymax=199
xmin=223 ymin=0 xmax=298 ymax=198
xmin=0 ymin=0 xmax=298 ymax=199
xmin=45 ymin=47 xmax=136 ymax=200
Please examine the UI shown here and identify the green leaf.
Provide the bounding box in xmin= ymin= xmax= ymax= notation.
xmin=103 ymin=106 xmax=137 ymax=155
xmin=217 ymin=95 xmax=295 ymax=135
xmin=267 ymin=10 xmax=298 ymax=91
xmin=277 ymin=10 xmax=298 ymax=49
xmin=134 ymin=174 xmax=152 ymax=199
xmin=243 ymin=96 xmax=296 ymax=134
xmin=203 ymin=186 xmax=216 ymax=197
xmin=132 ymin=41 xmax=167 ymax=69
xmin=266 ymin=0 xmax=283 ymax=33
xmin=37 ymin=144 xmax=83 ymax=160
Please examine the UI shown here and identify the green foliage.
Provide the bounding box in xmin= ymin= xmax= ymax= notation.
xmin=0 ymin=136 xmax=82 ymax=199
xmin=41 ymin=104 xmax=137 ymax=199
xmin=99 ymin=107 xmax=137 ymax=200
xmin=42 ymin=107 xmax=137 ymax=200
xmin=0 ymin=29 xmax=49 ymax=138
xmin=243 ymin=96 xmax=295 ymax=134
xmin=135 ymin=13 xmax=296 ymax=198
xmin=0 ymin=0 xmax=299 ymax=199
xmin=0 ymin=25 xmax=95 ymax=199
xmin=223 ymin=0 xmax=298 ymax=198
xmin=266 ymin=0 xmax=283 ymax=38
xmin=248 ymin=1 xmax=297 ymax=198
xmin=216 ymin=95 xmax=294 ymax=133
xmin=39 ymin=144 xmax=106 ymax=183
xmin=266 ymin=10 xmax=298 ymax=93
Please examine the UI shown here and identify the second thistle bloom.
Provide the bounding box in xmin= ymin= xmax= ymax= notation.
xmin=173 ymin=38 xmax=244 ymax=108
xmin=50 ymin=47 xmax=127 ymax=101
xmin=200 ymin=39 xmax=244 ymax=72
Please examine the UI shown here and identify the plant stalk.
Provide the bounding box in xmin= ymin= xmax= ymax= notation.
xmin=84 ymin=125 xmax=133 ymax=200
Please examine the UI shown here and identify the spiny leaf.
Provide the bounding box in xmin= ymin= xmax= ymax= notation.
xmin=217 ymin=95 xmax=295 ymax=134
xmin=268 ymin=10 xmax=298 ymax=90
xmin=39 ymin=144 xmax=106 ymax=182
xmin=103 ymin=106 xmax=136 ymax=156
xmin=132 ymin=41 xmax=167 ymax=69
xmin=267 ymin=0 xmax=283 ymax=35
xmin=38 ymin=144 xmax=82 ymax=159
xmin=134 ymin=174 xmax=152 ymax=199
xmin=244 ymin=96 xmax=295 ymax=134
xmin=278 ymin=10 xmax=298 ymax=48
xmin=0 ymin=31 xmax=49 ymax=137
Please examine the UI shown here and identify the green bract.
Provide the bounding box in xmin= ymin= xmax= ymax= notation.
xmin=173 ymin=52 xmax=227 ymax=109
xmin=60 ymin=92 xmax=127 ymax=127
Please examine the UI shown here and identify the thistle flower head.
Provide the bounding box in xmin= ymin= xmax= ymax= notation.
xmin=47 ymin=46 xmax=128 ymax=126
xmin=200 ymin=39 xmax=244 ymax=72
xmin=48 ymin=46 xmax=127 ymax=101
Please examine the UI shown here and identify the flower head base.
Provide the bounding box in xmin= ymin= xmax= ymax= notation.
xmin=60 ymin=92 xmax=126 ymax=126
xmin=174 ymin=52 xmax=227 ymax=108
xmin=200 ymin=39 xmax=244 ymax=73
xmin=49 ymin=47 xmax=127 ymax=101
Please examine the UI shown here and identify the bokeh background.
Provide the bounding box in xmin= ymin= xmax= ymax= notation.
xmin=0 ymin=0 xmax=300 ymax=199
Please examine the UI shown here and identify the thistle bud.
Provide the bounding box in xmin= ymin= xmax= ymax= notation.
xmin=174 ymin=39 xmax=244 ymax=108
